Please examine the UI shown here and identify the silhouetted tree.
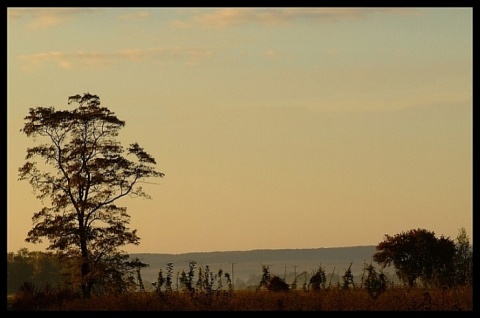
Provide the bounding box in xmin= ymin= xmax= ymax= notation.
xmin=179 ymin=260 xmax=196 ymax=293
xmin=257 ymin=264 xmax=271 ymax=291
xmin=257 ymin=265 xmax=289 ymax=292
xmin=267 ymin=276 xmax=289 ymax=292
xmin=18 ymin=93 xmax=164 ymax=298
xmin=128 ymin=257 xmax=149 ymax=292
xmin=165 ymin=263 xmax=173 ymax=292
xmin=372 ymin=228 xmax=456 ymax=288
xmin=453 ymin=227 xmax=473 ymax=286
xmin=308 ymin=265 xmax=327 ymax=291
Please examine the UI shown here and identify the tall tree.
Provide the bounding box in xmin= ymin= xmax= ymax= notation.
xmin=372 ymin=228 xmax=456 ymax=288
xmin=18 ymin=93 xmax=164 ymax=297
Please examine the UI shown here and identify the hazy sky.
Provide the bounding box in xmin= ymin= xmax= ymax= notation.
xmin=7 ymin=7 xmax=472 ymax=254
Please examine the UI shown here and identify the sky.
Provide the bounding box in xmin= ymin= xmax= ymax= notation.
xmin=7 ymin=7 xmax=472 ymax=255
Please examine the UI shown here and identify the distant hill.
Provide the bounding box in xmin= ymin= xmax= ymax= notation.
xmin=131 ymin=245 xmax=392 ymax=288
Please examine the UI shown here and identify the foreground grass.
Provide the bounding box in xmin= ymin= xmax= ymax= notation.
xmin=9 ymin=286 xmax=472 ymax=311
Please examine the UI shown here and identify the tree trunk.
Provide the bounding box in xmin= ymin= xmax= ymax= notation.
xmin=80 ymin=231 xmax=91 ymax=298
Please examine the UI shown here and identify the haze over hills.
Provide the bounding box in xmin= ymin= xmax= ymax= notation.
xmin=131 ymin=245 xmax=395 ymax=289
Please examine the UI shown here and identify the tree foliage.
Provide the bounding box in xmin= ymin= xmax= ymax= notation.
xmin=308 ymin=265 xmax=327 ymax=291
xmin=257 ymin=265 xmax=289 ymax=292
xmin=452 ymin=227 xmax=473 ymax=286
xmin=372 ymin=228 xmax=456 ymax=288
xmin=7 ymin=249 xmax=63 ymax=294
xmin=18 ymin=93 xmax=164 ymax=297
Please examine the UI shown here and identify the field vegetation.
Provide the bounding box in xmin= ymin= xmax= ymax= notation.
xmin=8 ymin=280 xmax=472 ymax=311
xmin=7 ymin=255 xmax=472 ymax=311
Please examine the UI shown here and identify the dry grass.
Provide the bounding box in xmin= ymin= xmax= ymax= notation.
xmin=18 ymin=285 xmax=471 ymax=311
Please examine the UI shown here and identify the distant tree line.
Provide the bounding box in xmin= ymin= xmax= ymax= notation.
xmin=8 ymin=227 xmax=472 ymax=298
xmin=7 ymin=248 xmax=147 ymax=296
xmin=7 ymin=248 xmax=63 ymax=294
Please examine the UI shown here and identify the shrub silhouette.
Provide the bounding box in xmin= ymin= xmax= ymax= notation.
xmin=257 ymin=265 xmax=289 ymax=292
xmin=268 ymin=276 xmax=290 ymax=292
xmin=308 ymin=265 xmax=327 ymax=291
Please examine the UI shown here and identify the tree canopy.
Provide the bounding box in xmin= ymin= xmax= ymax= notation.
xmin=18 ymin=93 xmax=164 ymax=297
xmin=372 ymin=228 xmax=456 ymax=288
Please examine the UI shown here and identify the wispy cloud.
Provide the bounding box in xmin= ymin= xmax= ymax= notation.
xmin=171 ymin=8 xmax=416 ymax=29
xmin=18 ymin=47 xmax=215 ymax=72
xmin=7 ymin=8 xmax=99 ymax=30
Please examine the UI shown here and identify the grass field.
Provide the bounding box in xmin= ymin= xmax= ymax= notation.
xmin=8 ymin=285 xmax=472 ymax=311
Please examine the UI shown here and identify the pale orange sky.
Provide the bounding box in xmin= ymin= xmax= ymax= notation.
xmin=7 ymin=7 xmax=472 ymax=254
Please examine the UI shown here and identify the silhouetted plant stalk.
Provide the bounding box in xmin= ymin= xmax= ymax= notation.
xmin=342 ymin=262 xmax=355 ymax=289
xmin=302 ymin=271 xmax=308 ymax=291
xmin=165 ymin=263 xmax=173 ymax=293
xmin=328 ymin=267 xmax=336 ymax=289
xmin=152 ymin=261 xmax=232 ymax=300
xmin=179 ymin=260 xmax=196 ymax=294
xmin=224 ymin=272 xmax=233 ymax=292
xmin=151 ymin=268 xmax=165 ymax=297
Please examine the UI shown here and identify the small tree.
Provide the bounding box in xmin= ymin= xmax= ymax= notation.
xmin=224 ymin=272 xmax=233 ymax=292
xmin=127 ymin=257 xmax=149 ymax=292
xmin=308 ymin=265 xmax=327 ymax=291
xmin=373 ymin=228 xmax=456 ymax=288
xmin=453 ymin=227 xmax=473 ymax=286
xmin=165 ymin=263 xmax=174 ymax=292
xmin=216 ymin=268 xmax=224 ymax=291
xmin=267 ymin=276 xmax=289 ymax=292
xmin=179 ymin=260 xmax=196 ymax=293
xmin=195 ymin=266 xmax=204 ymax=292
xmin=257 ymin=265 xmax=289 ymax=292
xmin=152 ymin=268 xmax=165 ymax=295
xmin=257 ymin=264 xmax=271 ymax=291
xmin=18 ymin=93 xmax=165 ymax=298
xmin=203 ymin=265 xmax=215 ymax=294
